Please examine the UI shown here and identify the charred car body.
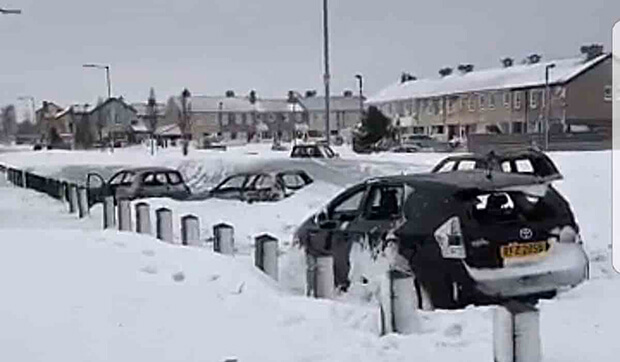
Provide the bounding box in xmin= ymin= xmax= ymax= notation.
xmin=87 ymin=167 xmax=191 ymax=205
xmin=290 ymin=144 xmax=339 ymax=159
xmin=206 ymin=170 xmax=313 ymax=203
xmin=295 ymin=169 xmax=588 ymax=310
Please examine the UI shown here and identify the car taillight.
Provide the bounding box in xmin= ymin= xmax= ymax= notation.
xmin=434 ymin=216 xmax=466 ymax=259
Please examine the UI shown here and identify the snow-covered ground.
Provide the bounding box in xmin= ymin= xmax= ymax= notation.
xmin=0 ymin=144 xmax=618 ymax=361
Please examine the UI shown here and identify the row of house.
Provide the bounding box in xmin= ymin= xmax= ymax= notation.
xmin=33 ymin=90 xmax=363 ymax=147
xmin=367 ymin=50 xmax=613 ymax=142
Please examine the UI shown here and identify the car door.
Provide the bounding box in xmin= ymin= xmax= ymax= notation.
xmin=340 ymin=181 xmax=407 ymax=251
xmin=166 ymin=171 xmax=191 ymax=199
xmin=210 ymin=174 xmax=249 ymax=200
xmin=139 ymin=172 xmax=169 ymax=198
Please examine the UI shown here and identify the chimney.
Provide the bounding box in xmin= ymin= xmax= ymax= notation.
xmin=305 ymin=90 xmax=317 ymax=98
xmin=526 ymin=54 xmax=542 ymax=65
xmin=249 ymin=90 xmax=257 ymax=104
xmin=501 ymin=57 xmax=514 ymax=68
xmin=457 ymin=64 xmax=474 ymax=74
xmin=225 ymin=90 xmax=235 ymax=98
xmin=400 ymin=72 xmax=417 ymax=83
xmin=438 ymin=67 xmax=453 ymax=77
xmin=580 ymin=44 xmax=604 ymax=61
xmin=343 ymin=90 xmax=353 ymax=97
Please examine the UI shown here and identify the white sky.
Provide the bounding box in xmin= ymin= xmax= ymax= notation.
xmin=1 ymin=0 xmax=619 ymax=120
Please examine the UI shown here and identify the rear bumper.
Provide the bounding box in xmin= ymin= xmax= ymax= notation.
xmin=462 ymin=242 xmax=589 ymax=298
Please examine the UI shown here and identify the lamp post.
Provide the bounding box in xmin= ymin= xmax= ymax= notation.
xmin=0 ymin=7 xmax=22 ymax=14
xmin=544 ymin=63 xmax=556 ymax=151
xmin=322 ymin=0 xmax=331 ymax=145
xmin=83 ymin=63 xmax=111 ymax=99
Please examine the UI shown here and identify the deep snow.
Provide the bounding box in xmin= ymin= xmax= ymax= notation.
xmin=0 ymin=144 xmax=618 ymax=361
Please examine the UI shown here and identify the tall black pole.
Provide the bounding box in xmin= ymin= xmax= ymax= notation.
xmin=105 ymin=66 xmax=112 ymax=99
xmin=322 ymin=0 xmax=330 ymax=145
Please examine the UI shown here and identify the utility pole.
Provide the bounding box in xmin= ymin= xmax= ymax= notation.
xmin=355 ymin=74 xmax=364 ymax=118
xmin=83 ymin=64 xmax=112 ymax=99
xmin=322 ymin=0 xmax=330 ymax=146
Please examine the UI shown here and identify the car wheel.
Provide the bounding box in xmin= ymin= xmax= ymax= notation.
xmin=414 ymin=278 xmax=434 ymax=311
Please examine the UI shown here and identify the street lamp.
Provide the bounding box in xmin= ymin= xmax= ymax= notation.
xmin=83 ymin=63 xmax=111 ymax=99
xmin=17 ymin=96 xmax=36 ymax=125
xmin=544 ymin=63 xmax=556 ymax=150
xmin=322 ymin=0 xmax=331 ymax=145
xmin=0 ymin=8 xmax=22 ymax=14
xmin=355 ymin=74 xmax=364 ymax=118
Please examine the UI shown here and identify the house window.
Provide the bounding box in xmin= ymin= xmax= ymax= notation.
xmin=468 ymin=95 xmax=475 ymax=111
xmin=221 ymin=114 xmax=229 ymax=126
xmin=512 ymin=122 xmax=524 ymax=134
xmin=241 ymin=113 xmax=247 ymax=124
xmin=529 ymin=91 xmax=538 ymax=109
xmin=427 ymin=99 xmax=435 ymax=115
xmin=514 ymin=91 xmax=522 ymax=110
xmin=431 ymin=125 xmax=444 ymax=134
xmin=479 ymin=94 xmax=485 ymax=110
xmin=231 ymin=132 xmax=237 ymax=140
xmin=503 ymin=92 xmax=511 ymax=108
xmin=447 ymin=98 xmax=454 ymax=114
xmin=412 ymin=126 xmax=425 ymax=134
xmin=604 ymin=85 xmax=612 ymax=101
xmin=228 ymin=112 xmax=236 ymax=124
xmin=488 ymin=93 xmax=496 ymax=109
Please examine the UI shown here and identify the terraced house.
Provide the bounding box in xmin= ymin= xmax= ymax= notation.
xmin=367 ymin=49 xmax=612 ymax=143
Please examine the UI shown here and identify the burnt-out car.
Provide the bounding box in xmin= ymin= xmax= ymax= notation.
xmin=431 ymin=148 xmax=562 ymax=182
xmin=290 ymin=144 xmax=339 ymax=159
xmin=206 ymin=170 xmax=314 ymax=203
xmin=87 ymin=167 xmax=191 ymax=205
xmin=294 ymin=170 xmax=588 ymax=309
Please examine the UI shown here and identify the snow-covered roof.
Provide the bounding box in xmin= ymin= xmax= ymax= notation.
xmin=130 ymin=102 xmax=166 ymax=117
xmin=254 ymin=99 xmax=293 ymax=113
xmin=298 ymin=96 xmax=362 ymax=112
xmin=367 ymin=53 xmax=611 ymax=103
xmin=155 ymin=123 xmax=181 ymax=136
xmin=172 ymin=96 xmax=256 ymax=113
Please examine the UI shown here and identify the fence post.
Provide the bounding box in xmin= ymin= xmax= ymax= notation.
xmin=181 ymin=214 xmax=200 ymax=246
xmin=156 ymin=207 xmax=173 ymax=243
xmin=103 ymin=196 xmax=116 ymax=229
xmin=306 ymin=253 xmax=334 ymax=299
xmin=213 ymin=223 xmax=234 ymax=254
xmin=21 ymin=170 xmax=27 ymax=188
xmin=254 ymin=233 xmax=278 ymax=280
xmin=135 ymin=202 xmax=151 ymax=234
xmin=117 ymin=199 xmax=132 ymax=231
xmin=77 ymin=187 xmax=89 ymax=218
xmin=493 ymin=301 xmax=541 ymax=362
xmin=381 ymin=269 xmax=421 ymax=335
xmin=68 ymin=184 xmax=78 ymax=214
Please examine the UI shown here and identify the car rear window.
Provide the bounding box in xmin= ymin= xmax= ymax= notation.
xmin=436 ymin=160 xmax=456 ymax=172
xmin=458 ymin=160 xmax=476 ymax=170
xmin=281 ymin=173 xmax=306 ymax=188
xmin=515 ymin=159 xmax=534 ymax=173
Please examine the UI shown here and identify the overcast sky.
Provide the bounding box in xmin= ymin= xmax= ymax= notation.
xmin=1 ymin=0 xmax=618 ymax=120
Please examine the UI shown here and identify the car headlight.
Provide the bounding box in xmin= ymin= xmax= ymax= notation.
xmin=549 ymin=225 xmax=579 ymax=243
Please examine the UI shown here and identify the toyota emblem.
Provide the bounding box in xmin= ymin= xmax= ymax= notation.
xmin=519 ymin=228 xmax=533 ymax=240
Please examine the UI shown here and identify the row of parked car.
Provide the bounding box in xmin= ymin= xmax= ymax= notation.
xmin=84 ymin=147 xmax=588 ymax=310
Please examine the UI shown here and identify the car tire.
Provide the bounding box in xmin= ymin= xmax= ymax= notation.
xmin=414 ymin=278 xmax=434 ymax=311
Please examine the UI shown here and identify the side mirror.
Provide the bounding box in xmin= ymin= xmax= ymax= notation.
xmin=314 ymin=209 xmax=337 ymax=229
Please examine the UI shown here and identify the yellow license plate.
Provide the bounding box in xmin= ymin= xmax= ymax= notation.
xmin=500 ymin=241 xmax=547 ymax=259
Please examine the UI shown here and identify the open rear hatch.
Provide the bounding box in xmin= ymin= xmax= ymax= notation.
xmin=458 ymin=183 xmax=577 ymax=269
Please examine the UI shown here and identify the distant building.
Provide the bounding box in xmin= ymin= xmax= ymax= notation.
xmin=163 ymin=90 xmax=363 ymax=144
xmin=367 ymin=52 xmax=612 ymax=142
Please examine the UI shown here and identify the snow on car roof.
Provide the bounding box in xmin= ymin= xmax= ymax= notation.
xmin=367 ymin=54 xmax=610 ymax=103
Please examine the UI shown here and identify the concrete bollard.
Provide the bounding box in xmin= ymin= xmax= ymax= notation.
xmin=181 ymin=215 xmax=200 ymax=246
xmin=117 ymin=199 xmax=132 ymax=232
xmin=77 ymin=187 xmax=89 ymax=218
xmin=306 ymin=253 xmax=335 ymax=299
xmin=254 ymin=233 xmax=279 ymax=280
xmin=493 ymin=301 xmax=542 ymax=362
xmin=21 ymin=170 xmax=27 ymax=188
xmin=213 ymin=223 xmax=235 ymax=254
xmin=103 ymin=196 xmax=116 ymax=229
xmin=68 ymin=184 xmax=78 ymax=214
xmin=135 ymin=202 xmax=151 ymax=234
xmin=156 ymin=207 xmax=173 ymax=243
xmin=381 ymin=269 xmax=421 ymax=335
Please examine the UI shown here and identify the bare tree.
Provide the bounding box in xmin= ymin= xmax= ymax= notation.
xmin=1 ymin=104 xmax=17 ymax=142
xmin=178 ymin=88 xmax=192 ymax=156
xmin=75 ymin=105 xmax=94 ymax=149
xmin=146 ymin=87 xmax=158 ymax=155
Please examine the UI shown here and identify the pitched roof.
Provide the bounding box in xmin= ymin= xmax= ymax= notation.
xmin=172 ymin=95 xmax=256 ymax=113
xmin=367 ymin=53 xmax=611 ymax=103
xmin=130 ymin=102 xmax=166 ymax=117
xmin=254 ymin=99 xmax=296 ymax=113
xmin=89 ymin=97 xmax=137 ymax=114
xmin=155 ymin=123 xmax=181 ymax=136
xmin=298 ymin=95 xmax=363 ymax=112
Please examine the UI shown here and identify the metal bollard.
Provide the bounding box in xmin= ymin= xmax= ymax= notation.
xmin=135 ymin=202 xmax=151 ymax=234
xmin=68 ymin=184 xmax=78 ymax=214
xmin=493 ymin=301 xmax=542 ymax=362
xmin=103 ymin=196 xmax=116 ymax=229
xmin=213 ymin=223 xmax=234 ymax=254
xmin=77 ymin=187 xmax=89 ymax=218
xmin=117 ymin=199 xmax=132 ymax=231
xmin=181 ymin=215 xmax=200 ymax=246
xmin=306 ymin=253 xmax=335 ymax=299
xmin=254 ymin=233 xmax=278 ymax=280
xmin=381 ymin=269 xmax=421 ymax=335
xmin=156 ymin=207 xmax=173 ymax=243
